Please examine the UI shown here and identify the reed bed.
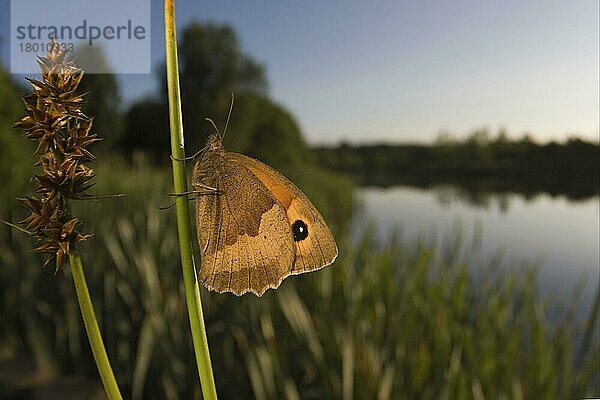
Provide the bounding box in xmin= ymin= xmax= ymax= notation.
xmin=0 ymin=158 xmax=597 ymax=399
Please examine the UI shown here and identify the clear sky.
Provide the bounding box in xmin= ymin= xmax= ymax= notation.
xmin=1 ymin=0 xmax=598 ymax=144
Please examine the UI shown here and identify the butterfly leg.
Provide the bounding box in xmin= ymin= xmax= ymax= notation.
xmin=168 ymin=188 xmax=221 ymax=197
xmin=193 ymin=182 xmax=219 ymax=191
xmin=160 ymin=188 xmax=220 ymax=211
xmin=170 ymin=147 xmax=205 ymax=162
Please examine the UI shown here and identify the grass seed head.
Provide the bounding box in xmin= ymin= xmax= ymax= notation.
xmin=15 ymin=39 xmax=96 ymax=272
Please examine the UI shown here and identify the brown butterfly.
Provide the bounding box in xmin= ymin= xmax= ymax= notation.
xmin=191 ymin=133 xmax=338 ymax=296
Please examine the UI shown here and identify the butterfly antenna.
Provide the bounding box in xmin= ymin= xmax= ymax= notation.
xmin=205 ymin=117 xmax=220 ymax=136
xmin=222 ymin=92 xmax=235 ymax=141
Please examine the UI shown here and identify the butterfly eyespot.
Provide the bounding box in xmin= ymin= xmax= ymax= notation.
xmin=292 ymin=220 xmax=309 ymax=242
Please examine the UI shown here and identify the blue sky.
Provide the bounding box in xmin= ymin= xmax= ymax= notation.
xmin=1 ymin=0 xmax=598 ymax=144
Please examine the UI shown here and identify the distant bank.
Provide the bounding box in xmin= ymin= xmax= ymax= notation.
xmin=314 ymin=136 xmax=599 ymax=200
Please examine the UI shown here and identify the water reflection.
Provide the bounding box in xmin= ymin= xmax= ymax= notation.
xmin=366 ymin=178 xmax=599 ymax=213
xmin=354 ymin=185 xmax=600 ymax=314
xmin=433 ymin=185 xmax=513 ymax=212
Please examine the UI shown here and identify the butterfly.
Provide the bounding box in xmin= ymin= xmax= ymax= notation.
xmin=191 ymin=132 xmax=338 ymax=296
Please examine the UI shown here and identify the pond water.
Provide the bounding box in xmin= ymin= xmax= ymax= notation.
xmin=353 ymin=186 xmax=599 ymax=314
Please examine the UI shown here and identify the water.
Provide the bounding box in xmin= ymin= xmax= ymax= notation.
xmin=353 ymin=185 xmax=599 ymax=313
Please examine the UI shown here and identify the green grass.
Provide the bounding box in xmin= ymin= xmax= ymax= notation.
xmin=0 ymin=157 xmax=597 ymax=399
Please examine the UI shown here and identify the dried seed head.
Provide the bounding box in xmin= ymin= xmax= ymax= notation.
xmin=15 ymin=39 xmax=96 ymax=272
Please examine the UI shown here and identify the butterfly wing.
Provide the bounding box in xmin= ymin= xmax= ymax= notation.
xmin=195 ymin=152 xmax=295 ymax=296
xmin=228 ymin=153 xmax=338 ymax=275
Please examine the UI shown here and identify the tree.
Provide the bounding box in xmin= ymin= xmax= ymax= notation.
xmin=122 ymin=98 xmax=169 ymax=160
xmin=230 ymin=93 xmax=310 ymax=173
xmin=177 ymin=21 xmax=267 ymax=152
xmin=465 ymin=127 xmax=491 ymax=147
xmin=123 ymin=21 xmax=307 ymax=165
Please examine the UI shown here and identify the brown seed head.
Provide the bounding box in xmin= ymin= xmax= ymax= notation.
xmin=15 ymin=39 xmax=96 ymax=272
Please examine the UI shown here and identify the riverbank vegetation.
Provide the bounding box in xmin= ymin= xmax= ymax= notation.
xmin=1 ymin=160 xmax=597 ymax=397
xmin=315 ymin=130 xmax=599 ymax=200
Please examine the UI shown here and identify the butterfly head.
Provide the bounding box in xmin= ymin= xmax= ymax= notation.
xmin=206 ymin=133 xmax=225 ymax=154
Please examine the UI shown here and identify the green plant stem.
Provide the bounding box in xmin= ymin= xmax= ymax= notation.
xmin=164 ymin=1 xmax=218 ymax=399
xmin=69 ymin=249 xmax=122 ymax=400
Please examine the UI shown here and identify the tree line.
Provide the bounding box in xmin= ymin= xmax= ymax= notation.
xmin=314 ymin=129 xmax=599 ymax=199
xmin=1 ymin=21 xmax=313 ymax=176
